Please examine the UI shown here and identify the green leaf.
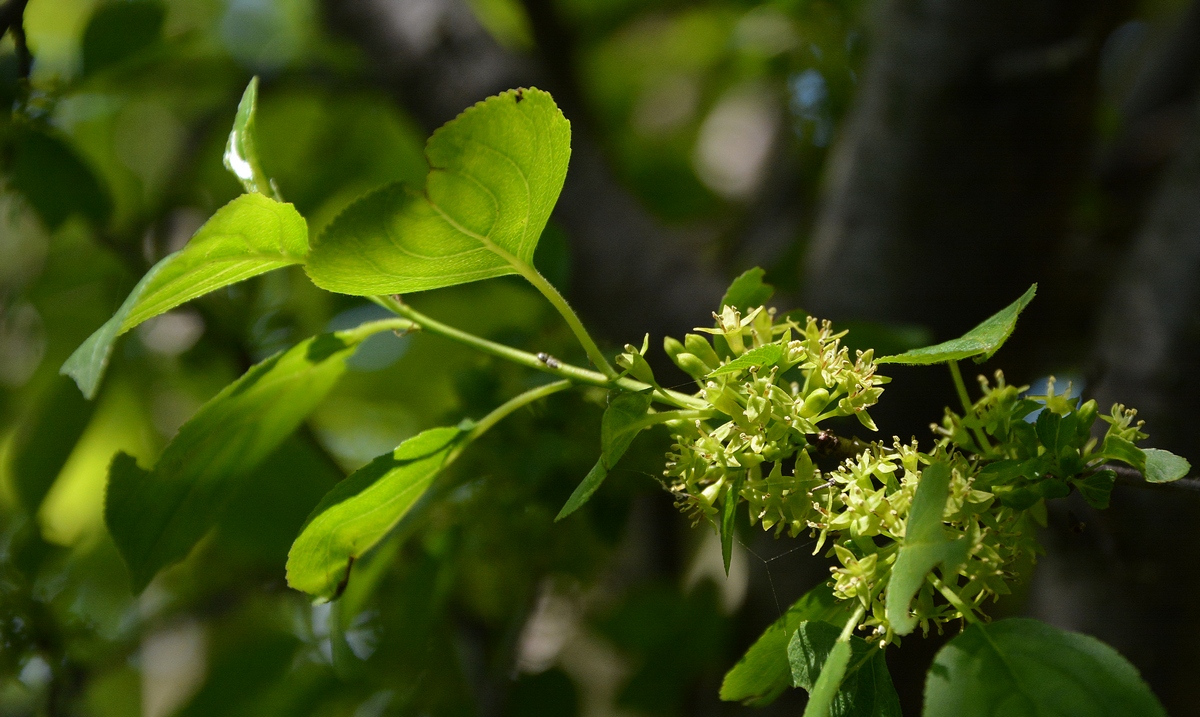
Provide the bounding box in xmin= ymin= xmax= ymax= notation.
xmin=923 ymin=618 xmax=1165 ymax=717
xmin=720 ymin=472 xmax=743 ymax=575
xmin=1101 ymin=434 xmax=1146 ymax=473
xmin=721 ymin=267 xmax=775 ymax=313
xmin=802 ymin=636 xmax=851 ymax=717
xmin=10 ymin=377 xmax=97 ymax=514
xmin=81 ymin=0 xmax=164 ymax=75
xmin=287 ymin=426 xmax=467 ymax=600
xmin=789 ymin=621 xmax=902 ymax=717
xmin=1143 ymin=448 xmax=1191 ymax=483
xmin=708 ymin=343 xmax=785 ymax=377
xmin=61 ymin=194 xmax=308 ymax=398
xmin=106 ymin=322 xmax=388 ymax=592
xmin=877 ymin=285 xmax=1036 ymax=365
xmin=885 ymin=462 xmax=970 ymax=635
xmin=1073 ymin=470 xmax=1115 ymax=510
xmin=556 ymin=391 xmax=654 ymax=520
xmin=224 ymin=77 xmax=273 ymax=196
xmin=305 ymin=88 xmax=570 ymax=295
xmin=720 ymin=581 xmax=853 ymax=706
xmin=6 ymin=126 xmax=112 ymax=230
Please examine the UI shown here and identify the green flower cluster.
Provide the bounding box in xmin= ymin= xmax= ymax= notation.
xmin=656 ymin=308 xmax=1173 ymax=641
xmin=659 ymin=307 xmax=887 ymax=536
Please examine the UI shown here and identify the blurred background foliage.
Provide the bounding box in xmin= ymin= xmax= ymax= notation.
xmin=2 ymin=0 xmax=1200 ymax=715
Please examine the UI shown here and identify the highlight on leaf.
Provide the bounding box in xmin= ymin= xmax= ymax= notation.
xmin=877 ymin=284 xmax=1036 ymax=365
xmin=305 ymin=88 xmax=570 ymax=296
xmin=106 ymin=320 xmax=403 ymax=592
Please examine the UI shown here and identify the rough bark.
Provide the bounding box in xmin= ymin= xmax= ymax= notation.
xmin=803 ymin=0 xmax=1129 ymax=381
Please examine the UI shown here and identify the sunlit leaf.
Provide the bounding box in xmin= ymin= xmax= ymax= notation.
xmin=306 ymin=88 xmax=570 ymax=295
xmin=106 ymin=322 xmax=393 ymax=592
xmin=61 ymin=193 xmax=307 ymax=398
xmin=720 ymin=267 xmax=775 ymax=313
xmin=287 ymin=425 xmax=468 ymax=600
xmin=721 ymin=581 xmax=853 ymax=706
xmin=556 ymin=391 xmax=653 ymax=520
xmin=1143 ymin=448 xmax=1190 ymax=483
xmin=923 ymin=619 xmax=1165 ymax=717
xmin=877 ymin=285 xmax=1036 ymax=365
xmin=224 ymin=77 xmax=273 ymax=196
xmin=789 ymin=621 xmax=902 ymax=717
xmin=884 ymin=462 xmax=969 ymax=635
xmin=708 ymin=343 xmax=784 ymax=377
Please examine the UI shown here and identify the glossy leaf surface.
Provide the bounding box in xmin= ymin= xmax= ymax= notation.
xmin=287 ymin=426 xmax=466 ymax=600
xmin=61 ymin=194 xmax=308 ymax=398
xmin=306 ymin=88 xmax=570 ymax=295
xmin=923 ymin=618 xmax=1165 ymax=717
xmin=877 ymin=285 xmax=1036 ymax=365
xmin=224 ymin=77 xmax=273 ymax=195
xmin=106 ymin=323 xmax=386 ymax=592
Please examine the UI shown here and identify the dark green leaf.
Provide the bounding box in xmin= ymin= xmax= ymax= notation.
xmin=61 ymin=194 xmax=308 ymax=398
xmin=176 ymin=631 xmax=298 ymax=717
xmin=789 ymin=621 xmax=902 ymax=717
xmin=106 ymin=322 xmax=390 ymax=592
xmin=1073 ymin=470 xmax=1115 ymax=510
xmin=708 ymin=343 xmax=785 ymax=377
xmin=877 ymin=285 xmax=1036 ymax=365
xmin=720 ymin=472 xmax=743 ymax=575
xmin=10 ymin=377 xmax=96 ymax=514
xmin=1143 ymin=448 xmax=1191 ymax=483
xmin=802 ymin=636 xmax=851 ymax=717
xmin=287 ymin=425 xmax=467 ymax=600
xmin=720 ymin=267 xmax=775 ymax=313
xmin=6 ymin=126 xmax=111 ymax=230
xmin=82 ymin=1 xmax=164 ymax=75
xmin=885 ymin=462 xmax=969 ymax=635
xmin=557 ymin=391 xmax=653 ymax=520
xmin=923 ymin=618 xmax=1165 ymax=717
xmin=224 ymin=77 xmax=273 ymax=196
xmin=306 ymin=88 xmax=570 ymax=295
xmin=974 ymin=459 xmax=1025 ymax=489
xmin=721 ymin=581 xmax=853 ymax=706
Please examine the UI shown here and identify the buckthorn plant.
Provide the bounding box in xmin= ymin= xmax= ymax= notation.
xmin=25 ymin=79 xmax=1190 ymax=716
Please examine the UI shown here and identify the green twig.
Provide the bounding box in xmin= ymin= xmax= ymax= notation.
xmin=948 ymin=361 xmax=993 ymax=453
xmin=518 ymin=265 xmax=618 ymax=379
xmin=370 ymin=295 xmax=706 ymax=410
xmin=464 ymin=379 xmax=572 ymax=442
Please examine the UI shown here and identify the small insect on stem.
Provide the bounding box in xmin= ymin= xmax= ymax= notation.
xmin=537 ymin=352 xmax=562 ymax=369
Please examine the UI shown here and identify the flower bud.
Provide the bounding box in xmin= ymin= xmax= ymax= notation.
xmin=672 ymin=352 xmax=711 ymax=380
xmin=799 ymin=388 xmax=831 ymax=418
xmin=684 ymin=333 xmax=721 ymax=368
xmin=663 ymin=336 xmax=686 ymax=363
